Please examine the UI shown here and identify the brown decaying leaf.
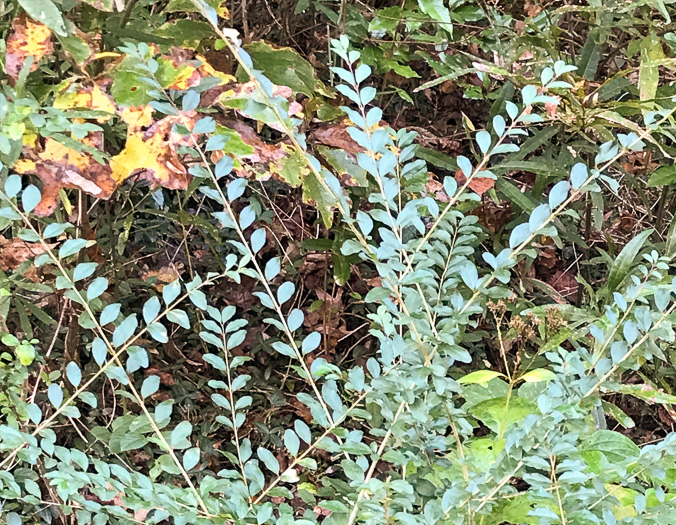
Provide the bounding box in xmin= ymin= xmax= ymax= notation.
xmin=11 ymin=47 xmax=326 ymax=216
xmin=15 ymin=82 xmax=203 ymax=215
xmin=0 ymin=236 xmax=56 ymax=273
xmin=14 ymin=132 xmax=118 ymax=217
xmin=5 ymin=14 xmax=53 ymax=80
xmin=309 ymin=122 xmax=364 ymax=154
xmin=455 ymin=169 xmax=495 ymax=195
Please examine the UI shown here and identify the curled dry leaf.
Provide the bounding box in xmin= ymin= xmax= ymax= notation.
xmin=142 ymin=265 xmax=181 ymax=292
xmin=163 ymin=48 xmax=235 ymax=91
xmin=5 ymin=14 xmax=53 ymax=80
xmin=15 ymin=81 xmax=204 ymax=215
xmin=14 ymin=133 xmax=118 ymax=217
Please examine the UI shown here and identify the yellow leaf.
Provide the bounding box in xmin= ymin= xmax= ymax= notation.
xmin=14 ymin=160 xmax=37 ymax=173
xmin=5 ymin=14 xmax=53 ymax=79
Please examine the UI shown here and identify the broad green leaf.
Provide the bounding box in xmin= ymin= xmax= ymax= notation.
xmin=647 ymin=166 xmax=676 ymax=187
xmin=17 ymin=0 xmax=67 ymax=36
xmin=605 ymin=229 xmax=652 ymax=296
xmin=470 ymin=396 xmax=538 ymax=435
xmin=639 ymin=34 xmax=664 ymax=117
xmin=580 ymin=430 xmax=640 ymax=471
xmin=171 ymin=421 xmax=193 ymax=449
xmin=183 ymin=447 xmax=200 ymax=470
xmin=257 ymin=447 xmax=280 ymax=474
xmin=458 ymin=370 xmax=505 ymax=385
xmin=519 ymin=369 xmax=556 ymax=383
xmin=66 ymin=361 xmax=82 ymax=387
xmin=243 ymin=41 xmax=329 ymax=96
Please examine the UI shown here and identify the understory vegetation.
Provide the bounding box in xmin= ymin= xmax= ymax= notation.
xmin=4 ymin=0 xmax=676 ymax=523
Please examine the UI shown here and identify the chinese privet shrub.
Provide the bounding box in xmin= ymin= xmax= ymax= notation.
xmin=3 ymin=0 xmax=676 ymax=524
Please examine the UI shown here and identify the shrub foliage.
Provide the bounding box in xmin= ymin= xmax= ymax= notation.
xmin=2 ymin=0 xmax=676 ymax=523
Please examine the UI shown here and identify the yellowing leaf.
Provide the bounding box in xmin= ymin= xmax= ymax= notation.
xmin=54 ymin=83 xmax=117 ymax=122
xmin=519 ymin=368 xmax=556 ymax=383
xmin=458 ymin=369 xmax=505 ymax=385
xmin=5 ymin=14 xmax=53 ymax=80
xmin=110 ymin=111 xmax=199 ymax=189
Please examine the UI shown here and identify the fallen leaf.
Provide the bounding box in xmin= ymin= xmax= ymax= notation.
xmin=309 ymin=122 xmax=364 ymax=154
xmin=142 ymin=266 xmax=181 ymax=291
xmin=5 ymin=14 xmax=53 ymax=80
xmin=0 ymin=236 xmax=56 ymax=271
xmin=426 ymin=175 xmax=449 ymax=202
xmin=455 ymin=169 xmax=495 ymax=195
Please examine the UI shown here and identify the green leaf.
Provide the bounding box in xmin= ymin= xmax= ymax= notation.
xmin=47 ymin=383 xmax=63 ymax=407
xmin=519 ymin=369 xmax=556 ymax=383
xmin=104 ymin=366 xmax=129 ymax=385
xmin=580 ymin=429 xmax=640 ymax=466
xmin=21 ymin=185 xmax=41 ymax=213
xmin=647 ymin=166 xmax=676 ymax=187
xmin=605 ymin=229 xmax=652 ymax=296
xmin=141 ymin=375 xmax=160 ymax=398
xmin=617 ymin=384 xmax=676 ymax=405
xmin=470 ymin=396 xmax=538 ymax=435
xmin=59 ymin=239 xmax=89 ymax=258
xmin=183 ymin=446 xmax=200 ymax=470
xmin=243 ymin=41 xmax=327 ymax=96
xmin=147 ymin=322 xmax=168 ymax=343
xmin=171 ymin=421 xmax=193 ymax=449
xmin=458 ymin=370 xmax=505 ymax=386
xmin=27 ymin=403 xmax=42 ymax=424
xmin=167 ymin=309 xmax=191 ymax=329
xmin=163 ymin=279 xmax=181 ymax=305
xmin=113 ymin=315 xmax=138 ymax=347
xmin=17 ymin=0 xmax=67 ymax=36
xmin=119 ymin=433 xmax=148 ymax=452
xmin=66 ymin=361 xmax=82 ymax=387
xmin=257 ymin=447 xmax=280 ymax=474
xmin=73 ymin=262 xmax=98 ymax=282
xmin=284 ymin=429 xmax=300 ymax=456
xmin=639 ymin=34 xmax=664 ymax=117
xmin=143 ymin=296 xmax=161 ymax=324
xmin=87 ymin=277 xmax=109 ymax=300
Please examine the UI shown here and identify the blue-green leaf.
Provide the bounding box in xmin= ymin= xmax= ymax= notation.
xmin=142 ymin=375 xmax=160 ymax=398
xmin=143 ymin=296 xmax=161 ymax=324
xmin=183 ymin=446 xmax=200 ymax=470
xmin=48 ymin=383 xmax=63 ymax=407
xmin=87 ymin=277 xmax=108 ymax=300
xmin=66 ymin=362 xmax=82 ymax=387
xmin=21 ymin=185 xmax=41 ymax=213
xmin=113 ymin=315 xmax=138 ymax=347
xmin=257 ymin=447 xmax=280 ymax=474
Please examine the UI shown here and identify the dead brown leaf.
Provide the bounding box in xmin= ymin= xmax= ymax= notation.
xmin=455 ymin=169 xmax=495 ymax=196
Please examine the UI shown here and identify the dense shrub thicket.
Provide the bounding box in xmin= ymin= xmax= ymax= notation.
xmin=3 ymin=0 xmax=676 ymax=523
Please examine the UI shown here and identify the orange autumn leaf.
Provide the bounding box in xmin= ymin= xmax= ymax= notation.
xmin=5 ymin=14 xmax=53 ymax=80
